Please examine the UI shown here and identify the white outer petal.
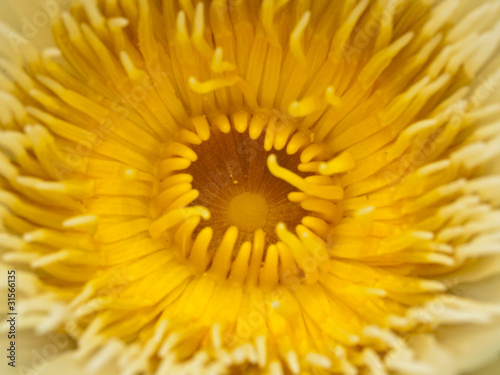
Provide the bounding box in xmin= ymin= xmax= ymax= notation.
xmin=36 ymin=351 xmax=119 ymax=375
xmin=408 ymin=334 xmax=456 ymax=375
xmin=0 ymin=0 xmax=69 ymax=51
xmin=438 ymin=255 xmax=500 ymax=285
xmin=411 ymin=275 xmax=500 ymax=375
xmin=1 ymin=328 xmax=74 ymax=375
xmin=436 ymin=317 xmax=500 ymax=374
xmin=475 ymin=359 xmax=500 ymax=375
xmin=1 ymin=330 xmax=115 ymax=375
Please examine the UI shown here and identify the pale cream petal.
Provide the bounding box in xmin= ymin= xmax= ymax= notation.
xmin=435 ymin=275 xmax=500 ymax=373
xmin=455 ymin=273 xmax=500 ymax=304
xmin=1 ymin=326 xmax=116 ymax=375
xmin=0 ymin=0 xmax=68 ymax=51
xmin=1 ymin=327 xmax=75 ymax=375
xmin=475 ymin=358 xmax=500 ymax=375
xmin=410 ymin=327 xmax=500 ymax=375
xmin=36 ymin=351 xmax=118 ymax=375
xmin=410 ymin=275 xmax=500 ymax=374
xmin=408 ymin=334 xmax=456 ymax=375
xmin=438 ymin=255 xmax=500 ymax=285
xmin=435 ymin=317 xmax=500 ymax=374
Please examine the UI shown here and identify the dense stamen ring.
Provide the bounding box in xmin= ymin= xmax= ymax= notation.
xmin=149 ymin=112 xmax=350 ymax=286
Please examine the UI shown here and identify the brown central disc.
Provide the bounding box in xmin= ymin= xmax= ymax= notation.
xmin=186 ymin=127 xmax=308 ymax=249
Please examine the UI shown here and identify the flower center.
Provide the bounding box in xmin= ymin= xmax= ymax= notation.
xmin=184 ymin=117 xmax=308 ymax=248
xmin=228 ymin=192 xmax=268 ymax=233
xmin=151 ymin=111 xmax=348 ymax=283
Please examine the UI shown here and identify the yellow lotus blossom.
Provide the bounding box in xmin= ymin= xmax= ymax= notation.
xmin=1 ymin=0 xmax=500 ymax=374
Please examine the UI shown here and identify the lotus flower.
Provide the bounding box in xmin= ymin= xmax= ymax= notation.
xmin=0 ymin=0 xmax=500 ymax=374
